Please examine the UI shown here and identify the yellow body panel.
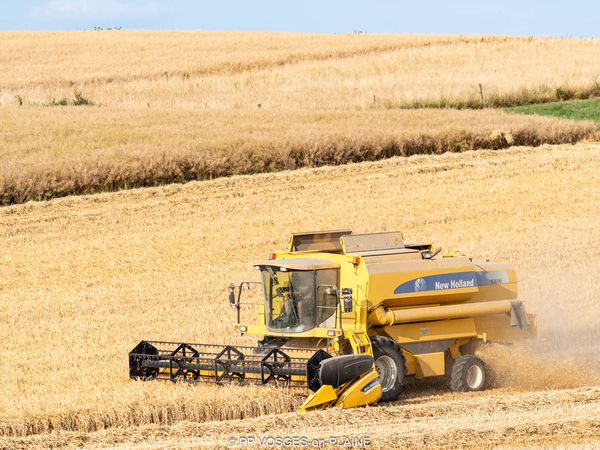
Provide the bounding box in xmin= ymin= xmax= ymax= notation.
xmin=236 ymin=323 xmax=343 ymax=339
xmin=369 ymin=318 xmax=478 ymax=344
xmin=334 ymin=369 xmax=382 ymax=408
xmin=297 ymin=385 xmax=338 ymax=412
xmin=298 ymin=369 xmax=382 ymax=412
xmin=414 ymin=352 xmax=446 ymax=377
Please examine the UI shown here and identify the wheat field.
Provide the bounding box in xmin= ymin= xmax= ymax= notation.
xmin=8 ymin=387 xmax=600 ymax=449
xmin=2 ymin=32 xmax=599 ymax=109
xmin=1 ymin=142 xmax=600 ymax=448
xmin=1 ymin=31 xmax=600 ymax=205
xmin=2 ymin=30 xmax=600 ymax=448
xmin=1 ymin=107 xmax=593 ymax=205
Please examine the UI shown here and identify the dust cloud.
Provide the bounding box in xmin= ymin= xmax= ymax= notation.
xmin=481 ymin=266 xmax=600 ymax=390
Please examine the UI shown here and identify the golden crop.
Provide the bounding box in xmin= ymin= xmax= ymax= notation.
xmin=1 ymin=32 xmax=599 ymax=109
xmin=6 ymin=387 xmax=600 ymax=448
xmin=1 ymin=31 xmax=600 ymax=448
xmin=0 ymin=107 xmax=594 ymax=205
xmin=1 ymin=31 xmax=599 ymax=205
xmin=1 ymin=143 xmax=599 ymax=447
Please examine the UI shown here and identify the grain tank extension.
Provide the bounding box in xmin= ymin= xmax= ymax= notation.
xmin=129 ymin=230 xmax=535 ymax=411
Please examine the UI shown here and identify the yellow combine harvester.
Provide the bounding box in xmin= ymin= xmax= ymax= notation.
xmin=130 ymin=230 xmax=535 ymax=410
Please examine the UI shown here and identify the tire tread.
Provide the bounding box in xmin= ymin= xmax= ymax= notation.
xmin=370 ymin=336 xmax=406 ymax=402
xmin=450 ymin=354 xmax=486 ymax=392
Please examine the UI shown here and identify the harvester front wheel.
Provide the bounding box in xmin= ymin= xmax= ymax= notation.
xmin=371 ymin=336 xmax=405 ymax=401
xmin=449 ymin=355 xmax=486 ymax=392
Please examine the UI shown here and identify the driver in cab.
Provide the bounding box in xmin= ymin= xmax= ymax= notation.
xmin=283 ymin=282 xmax=313 ymax=331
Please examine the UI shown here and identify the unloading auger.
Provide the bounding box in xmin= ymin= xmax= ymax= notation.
xmin=129 ymin=230 xmax=536 ymax=411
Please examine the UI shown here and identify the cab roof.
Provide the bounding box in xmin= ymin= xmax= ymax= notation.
xmin=254 ymin=258 xmax=340 ymax=271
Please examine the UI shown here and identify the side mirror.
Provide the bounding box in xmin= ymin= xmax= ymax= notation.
xmin=341 ymin=287 xmax=353 ymax=312
xmin=228 ymin=283 xmax=236 ymax=306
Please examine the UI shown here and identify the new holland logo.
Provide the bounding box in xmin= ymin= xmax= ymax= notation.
xmin=361 ymin=378 xmax=380 ymax=392
xmin=414 ymin=277 xmax=426 ymax=291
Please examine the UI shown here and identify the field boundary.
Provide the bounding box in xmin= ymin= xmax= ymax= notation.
xmin=1 ymin=124 xmax=594 ymax=206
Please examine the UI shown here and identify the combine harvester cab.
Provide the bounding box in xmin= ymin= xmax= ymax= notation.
xmin=129 ymin=230 xmax=536 ymax=411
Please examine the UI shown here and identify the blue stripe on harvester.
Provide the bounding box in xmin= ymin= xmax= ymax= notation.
xmin=393 ymin=270 xmax=508 ymax=295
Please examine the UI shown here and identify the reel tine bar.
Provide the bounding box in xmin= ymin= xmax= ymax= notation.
xmin=129 ymin=340 xmax=312 ymax=388
xmin=214 ymin=345 xmax=245 ymax=384
xmin=260 ymin=348 xmax=291 ymax=386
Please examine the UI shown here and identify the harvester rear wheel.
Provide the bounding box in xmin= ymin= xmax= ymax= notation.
xmin=449 ymin=355 xmax=486 ymax=392
xmin=371 ymin=336 xmax=405 ymax=402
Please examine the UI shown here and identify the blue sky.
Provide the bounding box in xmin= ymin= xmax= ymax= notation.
xmin=0 ymin=0 xmax=598 ymax=36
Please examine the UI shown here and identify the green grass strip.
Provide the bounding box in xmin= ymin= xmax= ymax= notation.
xmin=506 ymin=98 xmax=600 ymax=124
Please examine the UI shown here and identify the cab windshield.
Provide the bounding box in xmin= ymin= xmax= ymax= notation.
xmin=260 ymin=267 xmax=338 ymax=333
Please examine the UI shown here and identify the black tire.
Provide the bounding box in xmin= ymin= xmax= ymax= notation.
xmin=370 ymin=336 xmax=406 ymax=402
xmin=449 ymin=355 xmax=486 ymax=392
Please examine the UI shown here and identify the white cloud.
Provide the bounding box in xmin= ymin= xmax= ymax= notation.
xmin=29 ymin=0 xmax=167 ymax=21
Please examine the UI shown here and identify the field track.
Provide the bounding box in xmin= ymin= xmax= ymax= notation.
xmin=1 ymin=143 xmax=600 ymax=448
xmin=4 ymin=387 xmax=599 ymax=449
